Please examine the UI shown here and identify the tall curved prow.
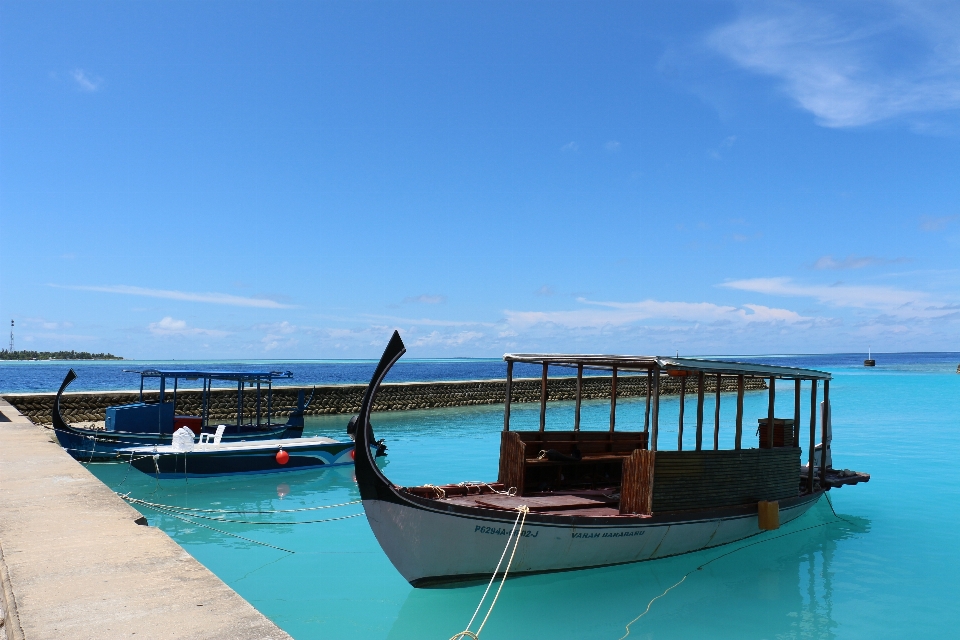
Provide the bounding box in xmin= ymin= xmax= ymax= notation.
xmin=52 ymin=369 xmax=78 ymax=433
xmin=354 ymin=331 xmax=406 ymax=502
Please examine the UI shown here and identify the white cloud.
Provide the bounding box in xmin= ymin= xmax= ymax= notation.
xmin=52 ymin=284 xmax=294 ymax=308
xmin=605 ymin=140 xmax=621 ymax=152
xmin=709 ymin=1 xmax=960 ymax=127
xmin=812 ymin=254 xmax=908 ymax=270
xmin=561 ymin=141 xmax=579 ymax=152
xmin=148 ymin=317 xmax=228 ymax=337
xmin=920 ymin=215 xmax=958 ymax=231
xmin=402 ymin=294 xmax=447 ymax=305
xmin=411 ymin=330 xmax=486 ymax=348
xmin=71 ymin=69 xmax=102 ymax=92
xmin=721 ymin=276 xmax=957 ymax=318
xmin=504 ymin=297 xmax=816 ymax=330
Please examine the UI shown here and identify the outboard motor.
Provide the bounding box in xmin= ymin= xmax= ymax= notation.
xmin=282 ymin=389 xmax=313 ymax=439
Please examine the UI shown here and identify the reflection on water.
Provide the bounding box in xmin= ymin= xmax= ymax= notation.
xmin=386 ymin=500 xmax=871 ymax=639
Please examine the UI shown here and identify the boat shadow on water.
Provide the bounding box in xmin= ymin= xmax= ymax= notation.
xmin=387 ymin=499 xmax=870 ymax=640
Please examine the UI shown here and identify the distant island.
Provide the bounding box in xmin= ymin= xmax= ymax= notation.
xmin=0 ymin=350 xmax=123 ymax=361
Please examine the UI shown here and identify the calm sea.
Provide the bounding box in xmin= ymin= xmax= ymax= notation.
xmin=10 ymin=352 xmax=960 ymax=638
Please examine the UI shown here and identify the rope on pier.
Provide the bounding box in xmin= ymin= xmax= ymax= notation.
xmin=120 ymin=495 xmax=363 ymax=525
xmin=135 ymin=502 xmax=296 ymax=554
xmin=450 ymin=505 xmax=529 ymax=640
xmin=618 ymin=495 xmax=856 ymax=639
xmin=117 ymin=496 xmax=362 ymax=514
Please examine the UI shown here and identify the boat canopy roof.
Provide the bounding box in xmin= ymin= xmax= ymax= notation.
xmin=503 ymin=354 xmax=831 ymax=381
xmin=123 ymin=369 xmax=294 ymax=382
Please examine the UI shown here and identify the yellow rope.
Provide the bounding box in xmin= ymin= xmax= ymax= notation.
xmin=450 ymin=505 xmax=529 ymax=640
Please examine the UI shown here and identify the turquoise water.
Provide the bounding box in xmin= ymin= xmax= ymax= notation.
xmin=86 ymin=361 xmax=960 ymax=638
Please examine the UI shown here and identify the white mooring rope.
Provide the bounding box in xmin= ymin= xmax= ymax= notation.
xmin=450 ymin=505 xmax=530 ymax=640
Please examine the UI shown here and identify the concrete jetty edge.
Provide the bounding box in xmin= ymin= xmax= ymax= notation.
xmin=0 ymin=399 xmax=291 ymax=640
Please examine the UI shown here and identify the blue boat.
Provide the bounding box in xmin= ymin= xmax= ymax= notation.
xmin=52 ymin=368 xmax=313 ymax=461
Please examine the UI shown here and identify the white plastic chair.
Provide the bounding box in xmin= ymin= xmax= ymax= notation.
xmin=200 ymin=424 xmax=226 ymax=445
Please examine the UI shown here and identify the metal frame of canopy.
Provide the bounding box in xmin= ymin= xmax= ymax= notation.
xmin=502 ymin=354 xmax=833 ymax=495
xmin=123 ymin=369 xmax=294 ymax=430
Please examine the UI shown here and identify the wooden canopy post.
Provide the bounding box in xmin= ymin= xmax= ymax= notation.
xmin=713 ymin=373 xmax=721 ymax=450
xmin=644 ymin=370 xmax=651 ymax=435
xmin=172 ymin=377 xmax=178 ymax=416
xmin=821 ymin=380 xmax=831 ymax=480
xmin=808 ymin=379 xmax=818 ymax=493
xmin=651 ymin=367 xmax=660 ymax=451
xmin=678 ymin=375 xmax=686 ymax=451
xmin=504 ymin=361 xmax=513 ymax=432
xmin=734 ymin=375 xmax=744 ymax=449
xmin=574 ymin=363 xmax=583 ymax=431
xmin=236 ymin=380 xmax=243 ymax=429
xmin=695 ymin=371 xmax=705 ymax=450
xmin=539 ymin=362 xmax=548 ymax=432
xmin=793 ymin=379 xmax=801 ymax=448
xmin=201 ymin=377 xmax=209 ymax=428
xmin=767 ymin=377 xmax=776 ymax=447
xmin=609 ymin=367 xmax=618 ymax=433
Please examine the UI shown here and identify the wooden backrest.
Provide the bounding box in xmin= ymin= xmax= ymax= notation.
xmin=511 ymin=431 xmax=648 ymax=456
xmin=498 ymin=431 xmax=526 ymax=493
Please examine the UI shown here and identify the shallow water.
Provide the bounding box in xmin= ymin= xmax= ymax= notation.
xmin=82 ymin=357 xmax=960 ymax=639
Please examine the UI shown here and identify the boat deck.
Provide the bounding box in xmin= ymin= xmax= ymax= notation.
xmin=409 ymin=485 xmax=625 ymax=517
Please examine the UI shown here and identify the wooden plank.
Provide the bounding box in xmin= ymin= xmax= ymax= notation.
xmin=713 ymin=373 xmax=721 ymax=450
xmin=767 ymin=377 xmax=776 ymax=449
xmin=574 ymin=363 xmax=583 ymax=432
xmin=735 ymin=375 xmax=744 ymax=449
xmin=793 ymin=379 xmax=801 ymax=448
xmin=540 ymin=363 xmax=548 ymax=432
xmin=651 ymin=367 xmax=660 ymax=451
xmin=809 ymin=380 xmax=817 ymax=493
xmin=678 ymin=376 xmax=686 ymax=451
xmin=821 ymin=380 xmax=830 ymax=483
xmin=609 ymin=366 xmax=618 ymax=433
xmin=619 ymin=449 xmax=655 ymax=515
xmin=504 ymin=360 xmax=513 ymax=432
xmin=644 ymin=370 xmax=651 ymax=435
xmin=696 ymin=371 xmax=705 ymax=450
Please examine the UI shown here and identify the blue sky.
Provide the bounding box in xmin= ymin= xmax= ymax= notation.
xmin=1 ymin=0 xmax=958 ymax=359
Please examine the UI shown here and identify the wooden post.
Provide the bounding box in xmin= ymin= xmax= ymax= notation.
xmin=735 ymin=375 xmax=744 ymax=449
xmin=201 ymin=377 xmax=208 ymax=428
xmin=504 ymin=361 xmax=513 ymax=432
xmin=821 ymin=380 xmax=830 ymax=481
xmin=644 ymin=369 xmax=651 ymax=435
xmin=609 ymin=367 xmax=618 ymax=433
xmin=539 ymin=362 xmax=548 ymax=432
xmin=678 ymin=375 xmax=686 ymax=451
xmin=767 ymin=377 xmax=776 ymax=447
xmin=695 ymin=371 xmax=705 ymax=450
xmin=809 ymin=379 xmax=817 ymax=493
xmin=574 ymin=363 xmax=583 ymax=432
xmin=651 ymin=367 xmax=660 ymax=451
xmin=713 ymin=373 xmax=721 ymax=450
xmin=267 ymin=380 xmax=272 ymax=426
xmin=793 ymin=379 xmax=801 ymax=448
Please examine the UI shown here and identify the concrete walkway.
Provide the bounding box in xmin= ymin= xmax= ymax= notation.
xmin=0 ymin=400 xmax=291 ymax=640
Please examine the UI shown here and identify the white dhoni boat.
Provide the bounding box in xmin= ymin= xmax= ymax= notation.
xmin=355 ymin=332 xmax=868 ymax=587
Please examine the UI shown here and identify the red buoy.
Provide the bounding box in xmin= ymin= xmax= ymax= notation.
xmin=350 ymin=449 xmax=356 ymax=460
xmin=276 ymin=449 xmax=289 ymax=465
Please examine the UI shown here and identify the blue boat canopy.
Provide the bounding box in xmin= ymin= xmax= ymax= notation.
xmin=123 ymin=369 xmax=293 ymax=381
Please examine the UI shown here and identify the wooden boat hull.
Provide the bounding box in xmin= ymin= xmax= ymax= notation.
xmin=363 ymin=491 xmax=822 ymax=587
xmin=121 ymin=439 xmax=380 ymax=478
xmin=353 ymin=332 xmax=829 ymax=588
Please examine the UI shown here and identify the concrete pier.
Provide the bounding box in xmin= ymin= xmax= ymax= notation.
xmin=0 ymin=399 xmax=290 ymax=640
